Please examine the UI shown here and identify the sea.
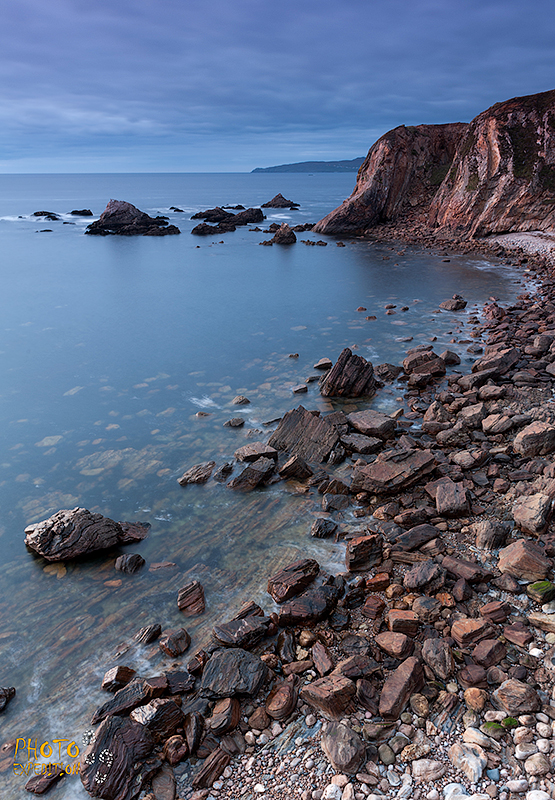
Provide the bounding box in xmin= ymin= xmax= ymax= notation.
xmin=0 ymin=172 xmax=527 ymax=797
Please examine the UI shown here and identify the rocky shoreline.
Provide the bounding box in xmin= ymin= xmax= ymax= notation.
xmin=7 ymin=230 xmax=555 ymax=800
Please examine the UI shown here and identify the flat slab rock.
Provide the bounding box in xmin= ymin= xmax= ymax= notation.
xmin=267 ymin=558 xmax=320 ymax=603
xmin=379 ymin=656 xmax=424 ymax=719
xmin=200 ymin=648 xmax=267 ymax=698
xmin=492 ymin=678 xmax=540 ymax=714
xmin=497 ymin=539 xmax=551 ymax=581
xmin=212 ymin=615 xmax=270 ymax=649
xmin=346 ymin=409 xmax=396 ymax=439
xmin=268 ymin=405 xmax=339 ymax=463
xmin=351 ymin=448 xmax=436 ymax=495
xmin=24 ymin=507 xmax=149 ymax=561
xmin=320 ymin=347 xmax=378 ymax=398
xmin=277 ymin=576 xmax=342 ymax=626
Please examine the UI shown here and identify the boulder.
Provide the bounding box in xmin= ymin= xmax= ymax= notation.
xmin=440 ymin=295 xmax=467 ymax=311
xmin=234 ymin=442 xmax=278 ymax=462
xmin=159 ymin=628 xmax=191 ymax=657
xmin=24 ymin=507 xmax=149 ymax=562
xmin=212 ymin=615 xmax=270 ymax=649
xmin=177 ymin=461 xmax=216 ymax=485
xmin=473 ymin=520 xmax=509 ymax=550
xmin=320 ymin=348 xmax=378 ymax=398
xmin=345 ymin=534 xmax=382 ymax=571
xmin=268 ymin=405 xmax=340 ymax=463
xmin=375 ymin=632 xmax=413 ymax=659
xmin=207 ymin=697 xmax=241 ymax=735
xmin=192 ymin=747 xmax=231 ymax=789
xmin=130 ymin=699 xmax=183 ymax=741
xmin=492 ymin=679 xmax=540 ymax=714
xmin=310 ymin=518 xmax=338 ymax=539
xmin=227 ymin=457 xmax=276 ymax=491
xmin=403 ymin=560 xmax=444 ymax=593
xmin=498 ymin=539 xmax=551 ymax=581
xmin=421 ymin=638 xmax=454 ymax=680
xmin=514 ymin=422 xmax=555 ymax=457
xmin=261 ymin=193 xmax=300 ymax=208
xmin=346 ymin=409 xmax=396 ymax=438
xmin=101 ymin=666 xmax=137 ymax=693
xmin=278 ymin=575 xmax=342 ymax=626
xmin=471 ymin=347 xmax=520 ymax=376
xmin=450 ymin=618 xmax=493 ymax=647
xmin=448 ymin=742 xmax=487 ymax=783
xmin=513 ymin=493 xmax=552 ymax=535
xmin=320 ymin=722 xmax=366 ymax=774
xmin=271 ymin=223 xmax=297 ymax=244
xmin=279 ymin=455 xmax=313 ymax=480
xmin=80 ymin=716 xmax=157 ymax=800
xmin=268 ymin=558 xmax=320 ymax=603
xmin=300 ymin=675 xmax=356 ymax=719
xmin=265 ymin=675 xmax=299 ymax=720
xmin=200 ymin=649 xmax=267 ymax=698
xmin=86 ymin=199 xmax=180 ymax=236
xmin=351 ymin=449 xmax=436 ymax=495
xmin=435 ymin=479 xmax=470 ymax=517
xmin=379 ymin=657 xmax=424 ymax=719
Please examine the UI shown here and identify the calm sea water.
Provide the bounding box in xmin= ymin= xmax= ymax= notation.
xmin=0 ymin=173 xmax=524 ymax=797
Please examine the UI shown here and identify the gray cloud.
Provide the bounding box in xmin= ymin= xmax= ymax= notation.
xmin=0 ymin=0 xmax=554 ymax=170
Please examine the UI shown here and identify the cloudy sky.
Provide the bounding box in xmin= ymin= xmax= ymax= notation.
xmin=1 ymin=0 xmax=554 ymax=172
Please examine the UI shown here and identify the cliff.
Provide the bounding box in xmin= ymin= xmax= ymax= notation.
xmin=314 ymin=123 xmax=467 ymax=235
xmin=252 ymin=157 xmax=364 ymax=173
xmin=430 ymin=90 xmax=555 ymax=237
xmin=315 ymin=89 xmax=555 ymax=239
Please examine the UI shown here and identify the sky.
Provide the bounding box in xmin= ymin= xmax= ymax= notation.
xmin=1 ymin=0 xmax=554 ymax=172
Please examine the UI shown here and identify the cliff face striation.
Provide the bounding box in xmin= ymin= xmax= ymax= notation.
xmin=313 ymin=123 xmax=467 ymax=235
xmin=430 ymin=90 xmax=555 ymax=237
xmin=315 ymin=90 xmax=555 ymax=239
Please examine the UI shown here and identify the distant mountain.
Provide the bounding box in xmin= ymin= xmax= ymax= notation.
xmin=251 ymin=157 xmax=365 ymax=174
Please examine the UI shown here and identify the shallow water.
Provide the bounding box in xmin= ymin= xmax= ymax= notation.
xmin=0 ymin=173 xmax=525 ymax=797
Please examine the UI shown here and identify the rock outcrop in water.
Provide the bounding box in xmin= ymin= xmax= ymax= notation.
xmin=315 ymin=89 xmax=555 ymax=240
xmin=86 ymin=200 xmax=180 ymax=236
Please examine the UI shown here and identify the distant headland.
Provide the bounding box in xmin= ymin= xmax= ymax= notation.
xmin=251 ymin=157 xmax=364 ymax=173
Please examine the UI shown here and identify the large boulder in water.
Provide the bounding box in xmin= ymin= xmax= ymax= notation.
xmin=86 ymin=199 xmax=180 ymax=236
xmin=24 ymin=507 xmax=149 ymax=561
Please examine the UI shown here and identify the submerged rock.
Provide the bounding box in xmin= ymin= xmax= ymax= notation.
xmin=85 ymin=199 xmax=180 ymax=236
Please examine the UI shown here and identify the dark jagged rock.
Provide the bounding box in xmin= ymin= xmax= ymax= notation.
xmin=212 ymin=615 xmax=270 ymax=648
xmin=192 ymin=747 xmax=231 ymax=789
xmin=0 ymin=686 xmax=15 ymax=712
xmin=271 ymin=223 xmax=297 ymax=244
xmin=159 ymin=628 xmax=191 ymax=657
xmin=177 ymin=581 xmax=206 ymax=616
xmin=279 ymin=455 xmax=313 ymax=480
xmin=267 ymin=558 xmax=320 ymax=603
xmin=80 ymin=715 xmax=157 ymax=800
xmin=70 ymin=209 xmax=93 ymax=216
xmin=165 ymin=670 xmax=195 ymax=694
xmin=85 ymin=200 xmax=180 ymax=236
xmin=101 ymin=666 xmax=136 ymax=693
xmin=134 ymin=624 xmax=162 ymax=645
xmin=191 ymin=207 xmax=264 ymax=235
xmin=200 ymin=649 xmax=267 ymax=698
xmin=226 ymin=457 xmax=276 ymax=491
xmin=351 ymin=449 xmax=436 ymax=494
xmin=25 ymin=764 xmax=66 ymax=794
xmin=300 ymin=675 xmax=356 ymax=719
xmin=321 ymin=722 xmax=366 ymax=774
xmin=347 ymin=409 xmax=396 ymax=439
xmin=310 ymin=518 xmax=338 ymax=539
xmin=268 ymin=405 xmax=340 ymax=463
xmin=345 ymin=534 xmax=382 ymax=571
xmin=277 ymin=574 xmax=342 ymax=626
xmin=320 ymin=348 xmax=378 ymax=398
xmin=261 ymin=193 xmax=300 ymax=209
xmin=130 ymin=698 xmax=183 ymax=741
xmin=91 ymin=677 xmax=158 ymax=724
xmin=379 ymin=656 xmax=424 ymax=719
xmin=234 ymin=442 xmax=278 ymax=462
xmin=208 ymin=697 xmax=241 ymax=735
xmin=24 ymin=507 xmax=149 ymax=562
xmin=114 ymin=553 xmax=145 ymax=574
xmin=177 ymin=461 xmax=216 ymax=485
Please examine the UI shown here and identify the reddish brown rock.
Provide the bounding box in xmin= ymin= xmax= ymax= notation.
xmin=480 ymin=600 xmax=510 ymax=623
xmin=473 ymin=520 xmax=509 ymax=550
xmin=159 ymin=628 xmax=191 ymax=658
xmin=513 ymin=421 xmax=555 ymax=458
xmin=265 ymin=675 xmax=299 ymax=720
xmin=192 ymin=748 xmax=231 ymax=789
xmin=91 ymin=677 xmax=158 ymax=724
xmin=513 ymin=493 xmax=553 ymax=535
xmin=387 ymin=610 xmax=419 ymax=637
xmin=503 ymin=623 xmax=534 ymax=647
xmin=248 ymin=707 xmax=270 ymax=730
xmin=492 ymin=678 xmax=540 ymax=714
xmin=472 ymin=639 xmax=507 ymax=668
xmin=312 ymin=641 xmax=335 ymax=676
xmin=320 ymin=721 xmax=366 ymax=774
xmin=361 ymin=595 xmax=386 ymax=619
xmin=346 ymin=409 xmax=396 ymax=439
xmin=442 ymin=555 xmax=492 ymax=584
xmin=163 ymin=735 xmax=188 ymax=766
xmin=498 ymin=539 xmax=551 ymax=581
xmin=268 ymin=405 xmax=340 ymax=463
xmin=25 ymin=765 xmax=66 ymax=795
xmin=114 ymin=553 xmax=145 ymax=574
xmin=392 ymin=523 xmax=440 ymax=552
xmin=366 ymin=572 xmax=390 ymax=591
xmin=130 ymin=698 xmax=183 ymax=741
xmin=227 ymin=457 xmax=276 ymax=491
xmin=207 ymin=698 xmax=241 ymax=735
xmin=379 ymin=656 xmax=424 ymax=719
xmin=471 ymin=348 xmax=520 ymax=376
xmin=435 ymin=479 xmax=470 ymax=517
xmin=268 ymin=558 xmax=320 ymax=603
xmin=375 ymin=631 xmax=414 ymax=659
xmin=177 ymin=581 xmax=206 ymax=616
xmin=101 ymin=665 xmax=137 ymax=693
xmin=451 ymin=618 xmax=493 ymax=647
xmin=277 ymin=577 xmax=342 ymax=626
xmin=24 ymin=507 xmax=149 ymax=562
xmin=177 ymin=461 xmax=216 ymax=485
xmin=279 ymin=455 xmax=313 ymax=480
xmin=351 ymin=448 xmax=436 ymax=495
xmin=320 ymin=348 xmax=378 ymax=398
xmin=421 ymin=638 xmax=454 ymax=680
xmin=234 ymin=442 xmax=278 ymax=462
xmin=345 ymin=534 xmax=383 ymax=571
xmin=212 ymin=615 xmax=270 ymax=649
xmin=300 ymin=674 xmax=356 ymax=719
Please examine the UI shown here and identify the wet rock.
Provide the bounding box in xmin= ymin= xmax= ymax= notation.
xmin=0 ymin=686 xmax=15 ymax=712
xmin=351 ymin=448 xmax=436 ymax=495
xmin=471 ymin=347 xmax=520 ymax=376
xmin=271 ymin=223 xmax=297 ymax=244
xmin=92 ymin=677 xmax=157 ymax=724
xmin=212 ymin=615 xmax=270 ymax=648
xmin=421 ymin=639 xmax=454 ymax=680
xmin=212 ymin=463 xmax=233 ymax=482
xmin=514 ymin=421 xmax=555 ymax=457
xmin=135 ymin=624 xmax=162 ymax=645
xmin=268 ymin=558 xmax=320 ymax=603
xmin=314 ymin=357 xmax=333 ymax=370
xmin=223 ymin=417 xmax=245 ymax=428
xmin=165 ymin=670 xmax=195 ymax=694
xmin=24 ymin=507 xmax=149 ymax=561
xmin=341 ymin=433 xmax=382 ymax=454
xmin=300 ymin=674 xmax=356 ymax=719
xmin=25 ymin=767 xmax=66 ymax=795
xmin=70 ymin=208 xmax=93 ymax=216
xmin=440 ymin=295 xmax=467 ymax=311
xmin=345 ymin=534 xmax=382 ymax=571
xmin=80 ymin=715 xmax=157 ymax=800
xmin=115 ymin=553 xmax=145 ymax=574
xmin=379 ymin=656 xmax=424 ymax=719
xmin=207 ymin=697 xmax=241 ymax=735
xmin=130 ymin=699 xmax=183 ymax=741
xmin=320 ymin=348 xmax=378 ymax=398
xmin=177 ymin=581 xmax=206 ymax=616
xmin=177 ymin=462 xmax=216 ymax=485
xmin=278 ymin=575 xmax=342 ymax=626
xmin=492 ymin=679 xmax=540 ymax=714
xmin=234 ymin=442 xmax=278 ymax=462
xmin=268 ymin=405 xmax=340 ymax=463
xmin=346 ymin=409 xmax=395 ymax=439
xmin=310 ymin=518 xmax=338 ymax=539
xmin=261 ymin=193 xmax=300 ymax=209
xmin=279 ymin=455 xmax=313 ymax=480
xmin=513 ymin=493 xmax=552 ymax=535
xmin=159 ymin=628 xmax=191 ymax=657
xmin=435 ymin=479 xmax=470 ymax=517
xmin=232 ymin=395 xmax=250 ymax=405
xmin=227 ymin=457 xmax=275 ymax=491
xmin=448 ymin=742 xmax=487 ymax=783
xmin=86 ymin=199 xmax=180 ymax=236
xmin=101 ymin=666 xmax=136 ymax=693
xmin=321 ymin=722 xmax=366 ymax=774
xmin=200 ymin=649 xmax=267 ymax=698
xmin=498 ymin=539 xmax=551 ymax=581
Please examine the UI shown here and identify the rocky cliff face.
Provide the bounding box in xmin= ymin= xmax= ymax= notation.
xmin=314 ymin=123 xmax=467 ymax=235
xmin=430 ymin=90 xmax=555 ymax=237
xmin=315 ymin=89 xmax=555 ymax=239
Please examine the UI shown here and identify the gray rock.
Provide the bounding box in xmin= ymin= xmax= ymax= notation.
xmin=321 ymin=722 xmax=367 ymax=774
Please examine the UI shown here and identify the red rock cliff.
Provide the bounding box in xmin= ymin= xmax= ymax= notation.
xmin=315 ymin=89 xmax=555 ymax=239
xmin=429 ymin=90 xmax=555 ymax=237
xmin=314 ymin=123 xmax=467 ymax=235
